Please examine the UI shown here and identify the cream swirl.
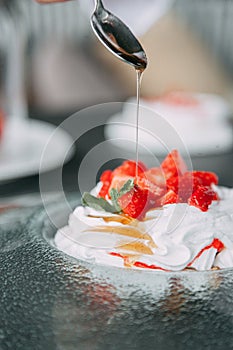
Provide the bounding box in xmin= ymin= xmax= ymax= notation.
xmin=55 ymin=186 xmax=233 ymax=271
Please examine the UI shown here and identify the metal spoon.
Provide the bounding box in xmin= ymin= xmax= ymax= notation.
xmin=91 ymin=0 xmax=147 ymax=71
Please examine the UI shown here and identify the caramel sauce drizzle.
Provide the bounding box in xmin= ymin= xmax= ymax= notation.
xmin=84 ymin=225 xmax=153 ymax=241
xmin=85 ymin=214 xmax=158 ymax=254
xmin=84 ymin=227 xmax=157 ymax=253
xmin=88 ymin=214 xmax=137 ymax=225
xmin=118 ymin=241 xmax=153 ymax=255
xmin=102 ymin=215 xmax=136 ymax=225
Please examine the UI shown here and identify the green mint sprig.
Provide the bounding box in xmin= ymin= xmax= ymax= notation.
xmin=81 ymin=192 xmax=119 ymax=213
xmin=81 ymin=179 xmax=134 ymax=213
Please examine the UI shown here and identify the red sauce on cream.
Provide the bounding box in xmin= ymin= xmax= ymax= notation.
xmin=187 ymin=238 xmax=224 ymax=267
xmin=110 ymin=238 xmax=224 ymax=271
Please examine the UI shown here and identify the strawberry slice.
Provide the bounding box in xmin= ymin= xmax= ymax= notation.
xmin=98 ymin=170 xmax=113 ymax=199
xmin=100 ymin=169 xmax=112 ymax=183
xmin=166 ymin=176 xmax=179 ymax=192
xmin=109 ymin=175 xmax=133 ymax=193
xmin=161 ymin=189 xmax=179 ymax=205
xmin=161 ymin=150 xmax=187 ymax=180
xmin=143 ymin=167 xmax=166 ymax=187
xmin=166 ymin=173 xmax=193 ymax=201
xmin=191 ymin=171 xmax=218 ymax=187
xmin=188 ymin=185 xmax=219 ymax=212
xmin=177 ymin=172 xmax=202 ymax=201
xmin=166 ymin=171 xmax=218 ymax=202
xmin=112 ymin=160 xmax=147 ymax=177
xmin=98 ymin=161 xmax=147 ymax=200
xmin=117 ymin=185 xmax=150 ymax=220
xmin=135 ymin=175 xmax=165 ymax=196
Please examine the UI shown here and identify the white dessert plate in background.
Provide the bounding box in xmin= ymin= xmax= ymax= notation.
xmin=105 ymin=92 xmax=233 ymax=156
xmin=0 ymin=119 xmax=74 ymax=182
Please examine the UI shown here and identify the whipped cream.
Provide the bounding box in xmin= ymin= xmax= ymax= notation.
xmin=55 ymin=186 xmax=233 ymax=272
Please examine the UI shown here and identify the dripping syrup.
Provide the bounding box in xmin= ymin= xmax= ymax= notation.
xmin=135 ymin=68 xmax=144 ymax=178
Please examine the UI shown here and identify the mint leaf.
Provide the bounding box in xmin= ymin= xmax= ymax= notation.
xmin=118 ymin=179 xmax=134 ymax=197
xmin=109 ymin=179 xmax=134 ymax=212
xmin=109 ymin=188 xmax=121 ymax=212
xmin=81 ymin=192 xmax=120 ymax=213
xmin=82 ymin=180 xmax=134 ymax=214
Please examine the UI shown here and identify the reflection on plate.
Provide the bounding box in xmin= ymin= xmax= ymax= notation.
xmin=0 ymin=119 xmax=74 ymax=182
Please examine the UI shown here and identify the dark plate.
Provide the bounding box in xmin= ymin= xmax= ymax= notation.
xmin=1 ymin=199 xmax=233 ymax=350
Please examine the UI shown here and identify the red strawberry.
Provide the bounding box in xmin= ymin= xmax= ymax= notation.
xmin=100 ymin=170 xmax=112 ymax=183
xmin=98 ymin=160 xmax=147 ymax=200
xmin=109 ymin=175 xmax=133 ymax=193
xmin=166 ymin=172 xmax=202 ymax=201
xmin=191 ymin=171 xmax=218 ymax=187
xmin=161 ymin=150 xmax=187 ymax=180
xmin=166 ymin=176 xmax=179 ymax=192
xmin=143 ymin=167 xmax=166 ymax=187
xmin=161 ymin=189 xmax=179 ymax=205
xmin=98 ymin=170 xmax=113 ymax=199
xmin=177 ymin=172 xmax=202 ymax=201
xmin=165 ymin=171 xmax=218 ymax=203
xmin=117 ymin=185 xmax=150 ymax=220
xmin=135 ymin=175 xmax=165 ymax=199
xmin=188 ymin=185 xmax=219 ymax=212
xmin=112 ymin=160 xmax=147 ymax=177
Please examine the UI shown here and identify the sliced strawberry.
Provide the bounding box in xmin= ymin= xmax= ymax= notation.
xmin=191 ymin=171 xmax=218 ymax=187
xmin=161 ymin=150 xmax=187 ymax=180
xmin=98 ymin=170 xmax=113 ymax=199
xmin=112 ymin=160 xmax=147 ymax=177
xmin=178 ymin=172 xmax=202 ymax=201
xmin=188 ymin=185 xmax=219 ymax=212
xmin=135 ymin=175 xmax=165 ymax=198
xmin=109 ymin=175 xmax=133 ymax=193
xmin=117 ymin=185 xmax=150 ymax=220
xmin=143 ymin=167 xmax=166 ymax=187
xmin=143 ymin=168 xmax=166 ymax=188
xmin=98 ymin=183 xmax=111 ymax=199
xmin=166 ymin=172 xmax=201 ymax=201
xmin=161 ymin=189 xmax=179 ymax=205
xmin=100 ymin=169 xmax=112 ymax=183
xmin=166 ymin=176 xmax=179 ymax=192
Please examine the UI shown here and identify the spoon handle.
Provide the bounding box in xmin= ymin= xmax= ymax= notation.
xmin=94 ymin=0 xmax=104 ymax=10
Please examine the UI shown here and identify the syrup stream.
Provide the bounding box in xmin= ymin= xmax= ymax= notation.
xmin=135 ymin=68 xmax=143 ymax=178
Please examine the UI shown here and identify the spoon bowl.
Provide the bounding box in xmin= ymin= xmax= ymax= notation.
xmin=91 ymin=0 xmax=147 ymax=70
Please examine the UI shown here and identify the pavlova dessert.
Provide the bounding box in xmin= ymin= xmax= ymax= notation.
xmin=55 ymin=150 xmax=233 ymax=272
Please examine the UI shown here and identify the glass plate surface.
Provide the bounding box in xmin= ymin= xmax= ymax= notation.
xmin=1 ymin=198 xmax=233 ymax=350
